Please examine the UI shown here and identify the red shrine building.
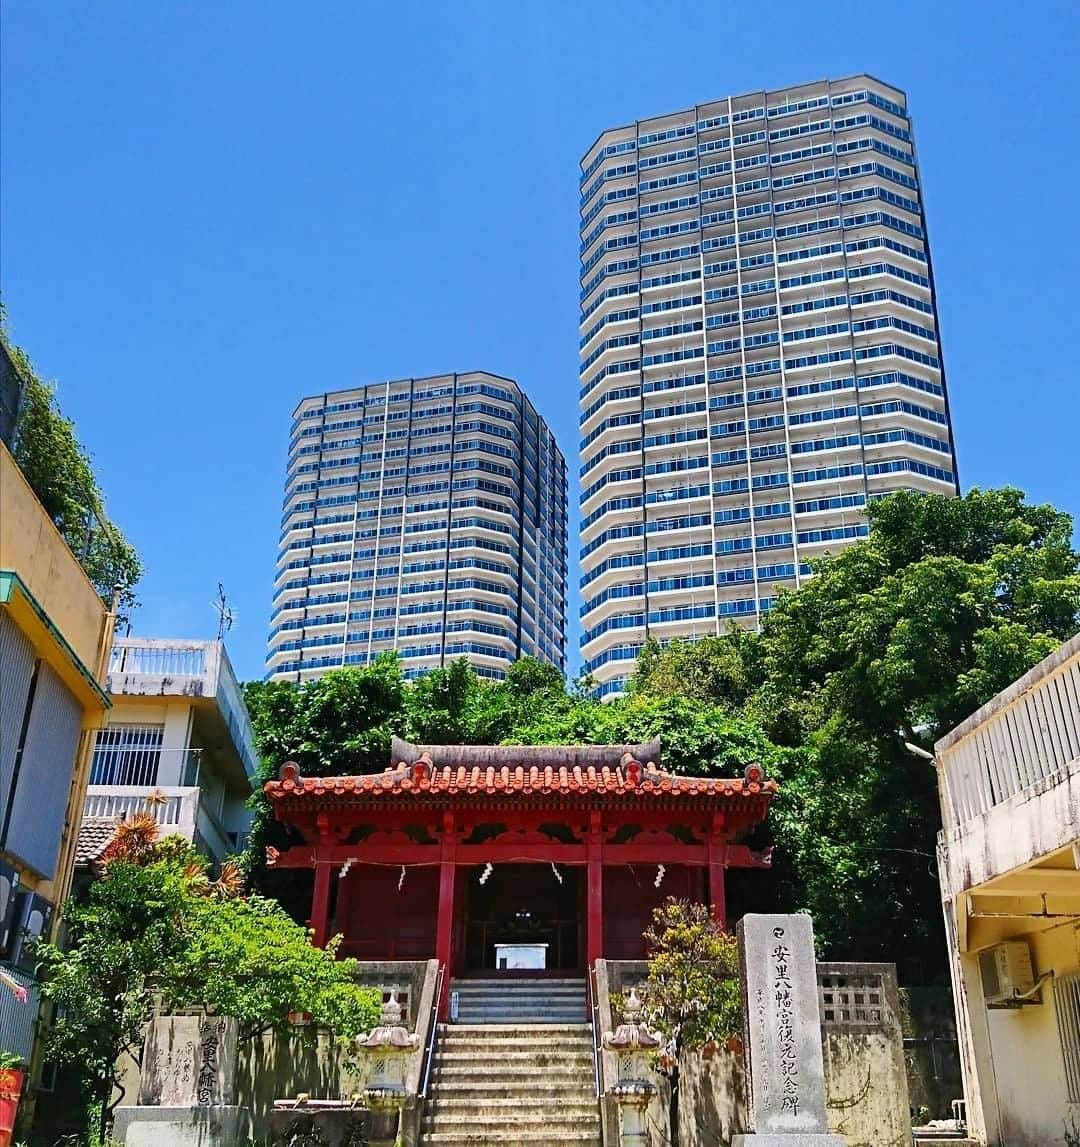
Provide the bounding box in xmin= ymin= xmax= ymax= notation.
xmin=265 ymin=738 xmax=774 ymax=1005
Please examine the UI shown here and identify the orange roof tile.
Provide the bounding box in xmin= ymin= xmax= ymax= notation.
xmin=264 ymin=757 xmax=775 ymax=803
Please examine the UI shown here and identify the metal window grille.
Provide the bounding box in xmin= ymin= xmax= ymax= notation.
xmin=819 ymin=973 xmax=884 ymax=1026
xmin=1054 ymin=972 xmax=1080 ymax=1102
xmin=0 ymin=964 xmax=38 ymax=1061
xmin=90 ymin=724 xmax=164 ymax=786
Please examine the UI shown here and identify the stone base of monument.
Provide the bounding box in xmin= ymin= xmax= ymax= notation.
xmin=269 ymin=1103 xmax=384 ymax=1145
xmin=733 ymin=1135 xmax=847 ymax=1145
xmin=113 ymin=1104 xmax=249 ymax=1146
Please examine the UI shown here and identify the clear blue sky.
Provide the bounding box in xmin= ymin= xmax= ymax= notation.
xmin=2 ymin=1 xmax=1077 ymax=682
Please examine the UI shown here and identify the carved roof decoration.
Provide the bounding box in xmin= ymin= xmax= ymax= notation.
xmin=263 ymin=738 xmax=776 ymax=806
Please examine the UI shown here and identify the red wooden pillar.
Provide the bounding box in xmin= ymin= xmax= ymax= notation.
xmin=436 ymin=811 xmax=456 ymax=1018
xmin=311 ymin=860 xmax=333 ymax=948
xmin=586 ymin=810 xmax=603 ymax=969
xmin=707 ymin=827 xmax=728 ymax=932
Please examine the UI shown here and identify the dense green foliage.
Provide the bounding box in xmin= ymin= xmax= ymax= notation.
xmin=244 ymin=487 xmax=1080 ymax=981
xmin=38 ymin=834 xmax=380 ymax=1135
xmin=2 ymin=319 xmax=141 ymax=607
xmin=641 ymin=899 xmax=741 ymax=1146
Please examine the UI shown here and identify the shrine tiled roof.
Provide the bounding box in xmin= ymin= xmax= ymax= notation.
xmin=263 ymin=750 xmax=776 ymax=804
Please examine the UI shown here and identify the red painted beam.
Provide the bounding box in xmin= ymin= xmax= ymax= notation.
xmin=269 ymin=839 xmax=768 ymax=870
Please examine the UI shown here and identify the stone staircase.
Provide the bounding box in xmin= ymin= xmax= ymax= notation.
xmin=421 ymin=979 xmax=600 ymax=1146
xmin=450 ymin=977 xmax=587 ymax=1024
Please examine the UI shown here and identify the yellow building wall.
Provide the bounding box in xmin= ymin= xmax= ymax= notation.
xmin=977 ymin=924 xmax=1080 ymax=1145
xmin=0 ymin=443 xmax=109 ymax=676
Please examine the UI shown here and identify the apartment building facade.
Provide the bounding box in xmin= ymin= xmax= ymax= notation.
xmin=78 ymin=636 xmax=259 ymax=867
xmin=579 ymin=74 xmax=958 ymax=696
xmin=267 ymin=372 xmax=568 ymax=683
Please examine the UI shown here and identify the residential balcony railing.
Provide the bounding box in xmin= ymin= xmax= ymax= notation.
xmin=108 ymin=641 xmax=208 ymax=677
xmin=83 ymin=785 xmax=198 ymax=830
xmin=936 ymin=633 xmax=1080 ymax=829
xmin=88 ymin=747 xmax=202 ymax=788
xmin=82 ymin=784 xmax=235 ymax=861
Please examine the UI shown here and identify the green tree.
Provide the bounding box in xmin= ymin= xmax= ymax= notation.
xmin=753 ymin=487 xmax=1080 ymax=745
xmin=631 ymin=630 xmax=762 ymax=707
xmin=2 ymin=324 xmax=142 ymax=609
xmin=38 ymin=837 xmax=380 ymax=1138
xmin=242 ymin=655 xmax=407 ymax=895
xmin=640 ymin=899 xmax=741 ymax=1147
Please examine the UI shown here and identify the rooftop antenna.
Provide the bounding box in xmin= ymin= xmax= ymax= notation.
xmin=212 ymin=582 xmax=235 ymax=642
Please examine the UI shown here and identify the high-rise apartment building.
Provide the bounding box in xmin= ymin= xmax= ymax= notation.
xmin=579 ymin=75 xmax=958 ymax=697
xmin=267 ymin=372 xmax=568 ymax=683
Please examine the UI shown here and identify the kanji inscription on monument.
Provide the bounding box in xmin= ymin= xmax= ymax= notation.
xmin=733 ymin=913 xmax=845 ymax=1146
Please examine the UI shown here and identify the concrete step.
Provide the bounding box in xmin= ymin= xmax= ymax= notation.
xmin=425 ymin=1095 xmax=597 ymax=1112
xmin=431 ymin=1059 xmax=596 ymax=1078
xmin=422 ymin=1115 xmax=600 ymax=1133
xmin=427 ymin=1080 xmax=596 ymax=1098
xmin=422 ymin=1135 xmax=599 ymax=1146
xmin=432 ymin=1048 xmax=593 ymax=1063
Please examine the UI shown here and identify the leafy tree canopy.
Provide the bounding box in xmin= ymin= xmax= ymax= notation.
xmin=38 ymin=826 xmax=380 ymax=1137
xmin=2 ymin=315 xmax=142 ymax=608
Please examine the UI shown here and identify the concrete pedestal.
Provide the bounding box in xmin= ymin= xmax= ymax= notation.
xmin=114 ymin=1104 xmax=249 ymax=1146
xmin=733 ymin=1136 xmax=847 ymax=1146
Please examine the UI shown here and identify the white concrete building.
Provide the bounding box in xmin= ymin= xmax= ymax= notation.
xmin=936 ymin=633 xmax=1080 ymax=1144
xmin=267 ymin=372 xmax=568 ymax=684
xmin=579 ymin=75 xmax=959 ymax=696
xmin=80 ymin=637 xmax=259 ymax=864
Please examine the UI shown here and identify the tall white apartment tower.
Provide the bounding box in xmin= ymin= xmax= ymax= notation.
xmin=579 ymin=75 xmax=958 ymax=697
xmin=267 ymin=372 xmax=568 ymax=683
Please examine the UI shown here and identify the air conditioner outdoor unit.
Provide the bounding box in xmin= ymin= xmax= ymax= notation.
xmin=980 ymin=940 xmax=1036 ymax=1007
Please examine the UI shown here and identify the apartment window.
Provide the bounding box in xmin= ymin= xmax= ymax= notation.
xmin=90 ymin=724 xmax=164 ymax=786
xmin=1055 ymin=972 xmax=1080 ymax=1102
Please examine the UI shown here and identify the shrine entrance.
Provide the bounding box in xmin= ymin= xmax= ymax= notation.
xmin=462 ymin=863 xmax=581 ymax=975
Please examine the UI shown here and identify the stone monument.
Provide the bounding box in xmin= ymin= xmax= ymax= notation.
xmin=733 ymin=914 xmax=845 ymax=1147
xmin=113 ymin=1012 xmax=249 ymax=1145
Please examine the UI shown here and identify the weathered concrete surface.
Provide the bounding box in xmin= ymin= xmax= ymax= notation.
xmin=269 ymin=1106 xmax=378 ymax=1145
xmin=731 ymin=1136 xmax=845 ymax=1146
xmin=139 ymin=1014 xmax=239 ymax=1107
xmin=600 ymin=958 xmax=909 ymax=1147
xmin=113 ymin=1104 xmax=248 ymax=1146
xmin=900 ymin=987 xmax=962 ymax=1121
xmin=819 ymin=962 xmax=909 ymax=1147
xmin=113 ymin=961 xmax=440 ymax=1145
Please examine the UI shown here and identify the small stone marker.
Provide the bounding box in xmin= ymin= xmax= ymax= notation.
xmin=733 ymin=914 xmax=845 ymax=1147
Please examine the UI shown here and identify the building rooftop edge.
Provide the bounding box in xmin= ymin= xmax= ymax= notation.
xmin=0 ymin=569 xmax=111 ymax=709
xmin=578 ymin=71 xmax=909 ymax=167
xmin=289 ymin=370 xmax=527 ymax=419
xmin=936 ymin=632 xmax=1080 ymax=755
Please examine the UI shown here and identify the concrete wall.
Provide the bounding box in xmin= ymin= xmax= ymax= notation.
xmin=113 ymin=961 xmax=440 ymax=1143
xmin=0 ymin=442 xmax=109 ymax=677
xmin=901 ymin=986 xmax=963 ymax=1121
xmin=597 ymin=959 xmax=909 ymax=1147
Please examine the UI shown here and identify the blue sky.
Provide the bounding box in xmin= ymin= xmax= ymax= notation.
xmin=2 ymin=0 xmax=1077 ymax=682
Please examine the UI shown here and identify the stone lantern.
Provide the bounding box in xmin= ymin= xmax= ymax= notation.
xmin=603 ymin=988 xmax=661 ymax=1147
xmin=354 ymin=992 xmax=418 ymax=1147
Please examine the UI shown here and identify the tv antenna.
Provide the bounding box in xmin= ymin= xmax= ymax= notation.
xmin=212 ymin=583 xmax=235 ymax=641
